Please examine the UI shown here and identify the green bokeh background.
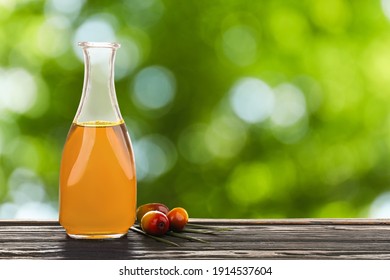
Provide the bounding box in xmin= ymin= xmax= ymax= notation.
xmin=1 ymin=0 xmax=390 ymax=219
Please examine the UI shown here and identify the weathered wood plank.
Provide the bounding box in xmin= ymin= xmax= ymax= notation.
xmin=0 ymin=219 xmax=390 ymax=259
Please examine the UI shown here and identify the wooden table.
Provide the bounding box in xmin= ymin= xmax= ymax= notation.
xmin=1 ymin=219 xmax=390 ymax=259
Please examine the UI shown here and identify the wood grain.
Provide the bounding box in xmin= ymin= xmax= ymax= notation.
xmin=0 ymin=219 xmax=390 ymax=259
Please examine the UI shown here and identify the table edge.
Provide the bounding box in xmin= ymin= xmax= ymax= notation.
xmin=0 ymin=218 xmax=390 ymax=226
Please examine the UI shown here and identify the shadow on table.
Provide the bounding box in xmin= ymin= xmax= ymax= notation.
xmin=59 ymin=233 xmax=136 ymax=260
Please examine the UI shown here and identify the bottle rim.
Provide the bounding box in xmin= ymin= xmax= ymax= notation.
xmin=78 ymin=42 xmax=121 ymax=49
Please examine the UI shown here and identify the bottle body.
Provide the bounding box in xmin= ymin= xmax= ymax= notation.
xmin=59 ymin=42 xmax=136 ymax=239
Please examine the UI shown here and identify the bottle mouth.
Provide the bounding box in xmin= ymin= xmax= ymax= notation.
xmin=78 ymin=42 xmax=121 ymax=49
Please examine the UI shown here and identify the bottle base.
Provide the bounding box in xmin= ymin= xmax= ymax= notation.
xmin=66 ymin=232 xmax=127 ymax=239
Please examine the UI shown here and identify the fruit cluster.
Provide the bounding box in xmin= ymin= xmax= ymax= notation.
xmin=136 ymin=203 xmax=189 ymax=236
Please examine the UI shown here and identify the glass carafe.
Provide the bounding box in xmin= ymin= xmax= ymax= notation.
xmin=59 ymin=42 xmax=137 ymax=239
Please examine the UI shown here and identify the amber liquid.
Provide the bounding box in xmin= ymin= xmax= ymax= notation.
xmin=59 ymin=121 xmax=136 ymax=238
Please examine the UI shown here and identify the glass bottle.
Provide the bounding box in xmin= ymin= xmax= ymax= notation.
xmin=59 ymin=42 xmax=137 ymax=239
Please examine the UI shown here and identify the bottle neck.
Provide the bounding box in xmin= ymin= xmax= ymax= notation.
xmin=74 ymin=43 xmax=122 ymax=126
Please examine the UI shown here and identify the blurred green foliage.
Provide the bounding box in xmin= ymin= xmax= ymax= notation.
xmin=1 ymin=0 xmax=390 ymax=219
